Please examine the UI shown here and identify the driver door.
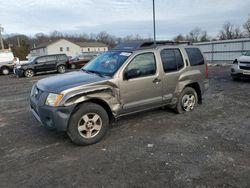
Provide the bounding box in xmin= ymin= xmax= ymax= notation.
xmin=119 ymin=52 xmax=163 ymax=114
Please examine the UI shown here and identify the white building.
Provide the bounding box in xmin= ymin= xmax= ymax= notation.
xmin=194 ymin=38 xmax=250 ymax=63
xmin=76 ymin=42 xmax=108 ymax=52
xmin=29 ymin=39 xmax=108 ymax=57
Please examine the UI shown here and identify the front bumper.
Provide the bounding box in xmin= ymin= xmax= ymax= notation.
xmin=30 ymin=89 xmax=76 ymax=131
xmin=231 ymin=64 xmax=250 ymax=79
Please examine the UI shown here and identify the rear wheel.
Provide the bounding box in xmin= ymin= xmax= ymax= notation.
xmin=67 ymin=103 xmax=109 ymax=145
xmin=1 ymin=67 xmax=10 ymax=75
xmin=57 ymin=65 xmax=66 ymax=73
xmin=175 ymin=87 xmax=198 ymax=113
xmin=24 ymin=69 xmax=34 ymax=77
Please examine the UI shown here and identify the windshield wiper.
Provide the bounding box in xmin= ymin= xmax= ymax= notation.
xmin=81 ymin=69 xmax=105 ymax=77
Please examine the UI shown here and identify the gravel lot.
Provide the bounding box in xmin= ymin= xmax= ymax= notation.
xmin=0 ymin=66 xmax=249 ymax=188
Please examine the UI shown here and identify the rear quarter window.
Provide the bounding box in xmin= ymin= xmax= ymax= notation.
xmin=185 ymin=48 xmax=204 ymax=66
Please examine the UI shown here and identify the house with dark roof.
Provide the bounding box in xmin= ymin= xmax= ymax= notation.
xmin=29 ymin=39 xmax=108 ymax=57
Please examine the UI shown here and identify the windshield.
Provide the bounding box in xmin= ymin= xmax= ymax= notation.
xmin=83 ymin=51 xmax=132 ymax=77
xmin=28 ymin=57 xmax=37 ymax=63
xmin=244 ymin=51 xmax=250 ymax=56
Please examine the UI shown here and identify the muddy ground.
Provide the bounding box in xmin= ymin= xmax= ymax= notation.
xmin=0 ymin=66 xmax=249 ymax=188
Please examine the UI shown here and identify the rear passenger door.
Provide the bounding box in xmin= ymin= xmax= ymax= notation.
xmin=43 ymin=56 xmax=57 ymax=71
xmin=160 ymin=48 xmax=185 ymax=101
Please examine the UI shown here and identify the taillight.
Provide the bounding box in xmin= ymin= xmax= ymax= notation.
xmin=205 ymin=64 xmax=208 ymax=79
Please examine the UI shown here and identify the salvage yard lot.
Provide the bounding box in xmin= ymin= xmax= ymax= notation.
xmin=0 ymin=66 xmax=250 ymax=187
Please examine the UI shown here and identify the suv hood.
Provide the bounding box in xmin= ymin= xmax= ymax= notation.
xmin=238 ymin=55 xmax=250 ymax=62
xmin=37 ymin=71 xmax=109 ymax=93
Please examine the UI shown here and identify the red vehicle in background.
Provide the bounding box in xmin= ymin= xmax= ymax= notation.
xmin=67 ymin=53 xmax=99 ymax=69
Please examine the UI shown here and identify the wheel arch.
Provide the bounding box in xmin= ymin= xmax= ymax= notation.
xmin=185 ymin=82 xmax=202 ymax=104
xmin=71 ymin=98 xmax=114 ymax=123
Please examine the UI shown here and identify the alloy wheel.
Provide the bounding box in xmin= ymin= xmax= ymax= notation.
xmin=77 ymin=113 xmax=102 ymax=139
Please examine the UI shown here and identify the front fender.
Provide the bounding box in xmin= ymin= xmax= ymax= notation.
xmin=60 ymin=84 xmax=121 ymax=116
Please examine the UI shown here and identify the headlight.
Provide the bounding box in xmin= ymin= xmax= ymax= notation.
xmin=45 ymin=93 xmax=64 ymax=107
xmin=16 ymin=65 xmax=21 ymax=68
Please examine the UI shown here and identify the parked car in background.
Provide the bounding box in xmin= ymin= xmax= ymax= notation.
xmin=0 ymin=50 xmax=15 ymax=75
xmin=14 ymin=54 xmax=69 ymax=77
xmin=67 ymin=53 xmax=99 ymax=69
xmin=231 ymin=51 xmax=250 ymax=80
xmin=30 ymin=41 xmax=209 ymax=145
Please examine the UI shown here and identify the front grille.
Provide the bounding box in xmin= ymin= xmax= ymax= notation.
xmin=239 ymin=61 xmax=250 ymax=64
xmin=239 ymin=66 xmax=250 ymax=70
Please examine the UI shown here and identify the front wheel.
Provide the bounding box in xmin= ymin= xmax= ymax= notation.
xmin=57 ymin=65 xmax=66 ymax=73
xmin=1 ymin=67 xmax=10 ymax=75
xmin=175 ymin=87 xmax=198 ymax=113
xmin=24 ymin=69 xmax=34 ymax=77
xmin=67 ymin=103 xmax=109 ymax=145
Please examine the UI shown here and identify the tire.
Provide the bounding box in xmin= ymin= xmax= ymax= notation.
xmin=232 ymin=76 xmax=240 ymax=81
xmin=1 ymin=67 xmax=10 ymax=75
xmin=175 ymin=87 xmax=198 ymax=114
xmin=24 ymin=69 xmax=34 ymax=78
xmin=71 ymin=64 xmax=76 ymax=69
xmin=67 ymin=103 xmax=109 ymax=145
xmin=57 ymin=65 xmax=66 ymax=73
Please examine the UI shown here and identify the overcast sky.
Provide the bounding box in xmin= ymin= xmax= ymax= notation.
xmin=0 ymin=0 xmax=250 ymax=39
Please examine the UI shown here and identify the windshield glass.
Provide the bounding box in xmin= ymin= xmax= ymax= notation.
xmin=244 ymin=51 xmax=250 ymax=56
xmin=28 ymin=57 xmax=37 ymax=63
xmin=83 ymin=51 xmax=132 ymax=77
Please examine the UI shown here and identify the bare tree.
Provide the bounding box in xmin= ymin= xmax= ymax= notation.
xmin=173 ymin=34 xmax=185 ymax=42
xmin=243 ymin=16 xmax=250 ymax=37
xmin=218 ymin=22 xmax=243 ymax=40
xmin=200 ymin=31 xmax=210 ymax=42
xmin=188 ymin=27 xmax=202 ymax=42
xmin=49 ymin=30 xmax=64 ymax=39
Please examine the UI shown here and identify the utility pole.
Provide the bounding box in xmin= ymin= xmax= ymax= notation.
xmin=152 ymin=0 xmax=156 ymax=43
xmin=0 ymin=24 xmax=4 ymax=49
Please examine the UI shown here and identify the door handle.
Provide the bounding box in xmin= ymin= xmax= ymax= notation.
xmin=153 ymin=78 xmax=161 ymax=84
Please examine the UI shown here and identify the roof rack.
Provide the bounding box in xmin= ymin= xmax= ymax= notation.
xmin=112 ymin=40 xmax=192 ymax=51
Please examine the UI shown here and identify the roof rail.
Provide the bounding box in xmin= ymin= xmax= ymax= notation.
xmin=113 ymin=40 xmax=192 ymax=51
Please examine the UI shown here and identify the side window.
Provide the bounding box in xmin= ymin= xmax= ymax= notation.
xmin=185 ymin=48 xmax=204 ymax=66
xmin=46 ymin=56 xmax=56 ymax=61
xmin=175 ymin=49 xmax=184 ymax=69
xmin=58 ymin=55 xmax=67 ymax=60
xmin=126 ymin=53 xmax=156 ymax=79
xmin=160 ymin=49 xmax=184 ymax=73
xmin=36 ymin=57 xmax=47 ymax=63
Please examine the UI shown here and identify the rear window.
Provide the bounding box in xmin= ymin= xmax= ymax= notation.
xmin=185 ymin=48 xmax=204 ymax=66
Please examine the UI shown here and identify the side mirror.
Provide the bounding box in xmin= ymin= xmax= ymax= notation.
xmin=125 ymin=69 xmax=141 ymax=80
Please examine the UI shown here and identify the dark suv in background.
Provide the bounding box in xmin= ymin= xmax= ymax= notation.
xmin=14 ymin=54 xmax=69 ymax=77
